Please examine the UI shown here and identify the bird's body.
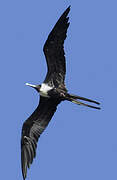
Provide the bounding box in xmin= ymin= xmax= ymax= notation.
xmin=21 ymin=6 xmax=100 ymax=180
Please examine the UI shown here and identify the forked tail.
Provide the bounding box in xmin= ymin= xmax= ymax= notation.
xmin=66 ymin=94 xmax=101 ymax=110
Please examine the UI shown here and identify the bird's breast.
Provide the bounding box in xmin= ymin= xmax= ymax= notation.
xmin=39 ymin=83 xmax=53 ymax=97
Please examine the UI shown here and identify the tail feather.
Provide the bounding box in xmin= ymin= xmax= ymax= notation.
xmin=70 ymin=98 xmax=101 ymax=110
xmin=66 ymin=94 xmax=101 ymax=110
xmin=68 ymin=94 xmax=100 ymax=105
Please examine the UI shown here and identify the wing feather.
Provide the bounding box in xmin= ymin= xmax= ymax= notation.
xmin=43 ymin=6 xmax=70 ymax=87
xmin=21 ymin=96 xmax=61 ymax=180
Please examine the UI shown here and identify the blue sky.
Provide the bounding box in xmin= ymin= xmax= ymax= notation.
xmin=0 ymin=0 xmax=117 ymax=179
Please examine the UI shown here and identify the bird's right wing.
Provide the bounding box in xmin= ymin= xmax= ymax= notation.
xmin=21 ymin=96 xmax=61 ymax=180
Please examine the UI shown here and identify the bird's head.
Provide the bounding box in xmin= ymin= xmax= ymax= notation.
xmin=25 ymin=83 xmax=41 ymax=92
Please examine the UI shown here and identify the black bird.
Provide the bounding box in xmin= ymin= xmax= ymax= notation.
xmin=21 ymin=6 xmax=100 ymax=180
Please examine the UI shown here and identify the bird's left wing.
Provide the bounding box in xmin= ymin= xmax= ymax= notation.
xmin=21 ymin=96 xmax=61 ymax=180
xmin=43 ymin=6 xmax=70 ymax=88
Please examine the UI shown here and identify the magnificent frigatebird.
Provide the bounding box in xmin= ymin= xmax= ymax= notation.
xmin=21 ymin=6 xmax=100 ymax=180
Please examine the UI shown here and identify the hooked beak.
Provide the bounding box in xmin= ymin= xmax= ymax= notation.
xmin=26 ymin=83 xmax=41 ymax=93
xmin=25 ymin=83 xmax=37 ymax=88
xmin=25 ymin=83 xmax=40 ymax=93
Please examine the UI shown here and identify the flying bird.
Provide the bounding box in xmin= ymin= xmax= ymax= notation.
xmin=21 ymin=6 xmax=100 ymax=180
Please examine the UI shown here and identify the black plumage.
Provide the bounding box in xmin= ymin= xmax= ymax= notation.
xmin=43 ymin=7 xmax=70 ymax=86
xmin=21 ymin=6 xmax=100 ymax=180
xmin=21 ymin=97 xmax=61 ymax=179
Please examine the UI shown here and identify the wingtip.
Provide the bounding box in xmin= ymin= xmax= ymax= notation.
xmin=66 ymin=5 xmax=71 ymax=13
xmin=23 ymin=175 xmax=26 ymax=180
xmin=22 ymin=164 xmax=27 ymax=180
xmin=21 ymin=146 xmax=27 ymax=180
xmin=63 ymin=5 xmax=71 ymax=16
xmin=68 ymin=5 xmax=71 ymax=9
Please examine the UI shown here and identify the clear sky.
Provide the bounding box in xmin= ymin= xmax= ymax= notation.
xmin=0 ymin=0 xmax=117 ymax=180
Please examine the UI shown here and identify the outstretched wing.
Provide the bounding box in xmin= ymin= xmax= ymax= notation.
xmin=21 ymin=96 xmax=61 ymax=180
xmin=43 ymin=6 xmax=70 ymax=87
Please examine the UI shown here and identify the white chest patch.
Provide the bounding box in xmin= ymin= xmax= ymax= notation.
xmin=40 ymin=83 xmax=53 ymax=97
